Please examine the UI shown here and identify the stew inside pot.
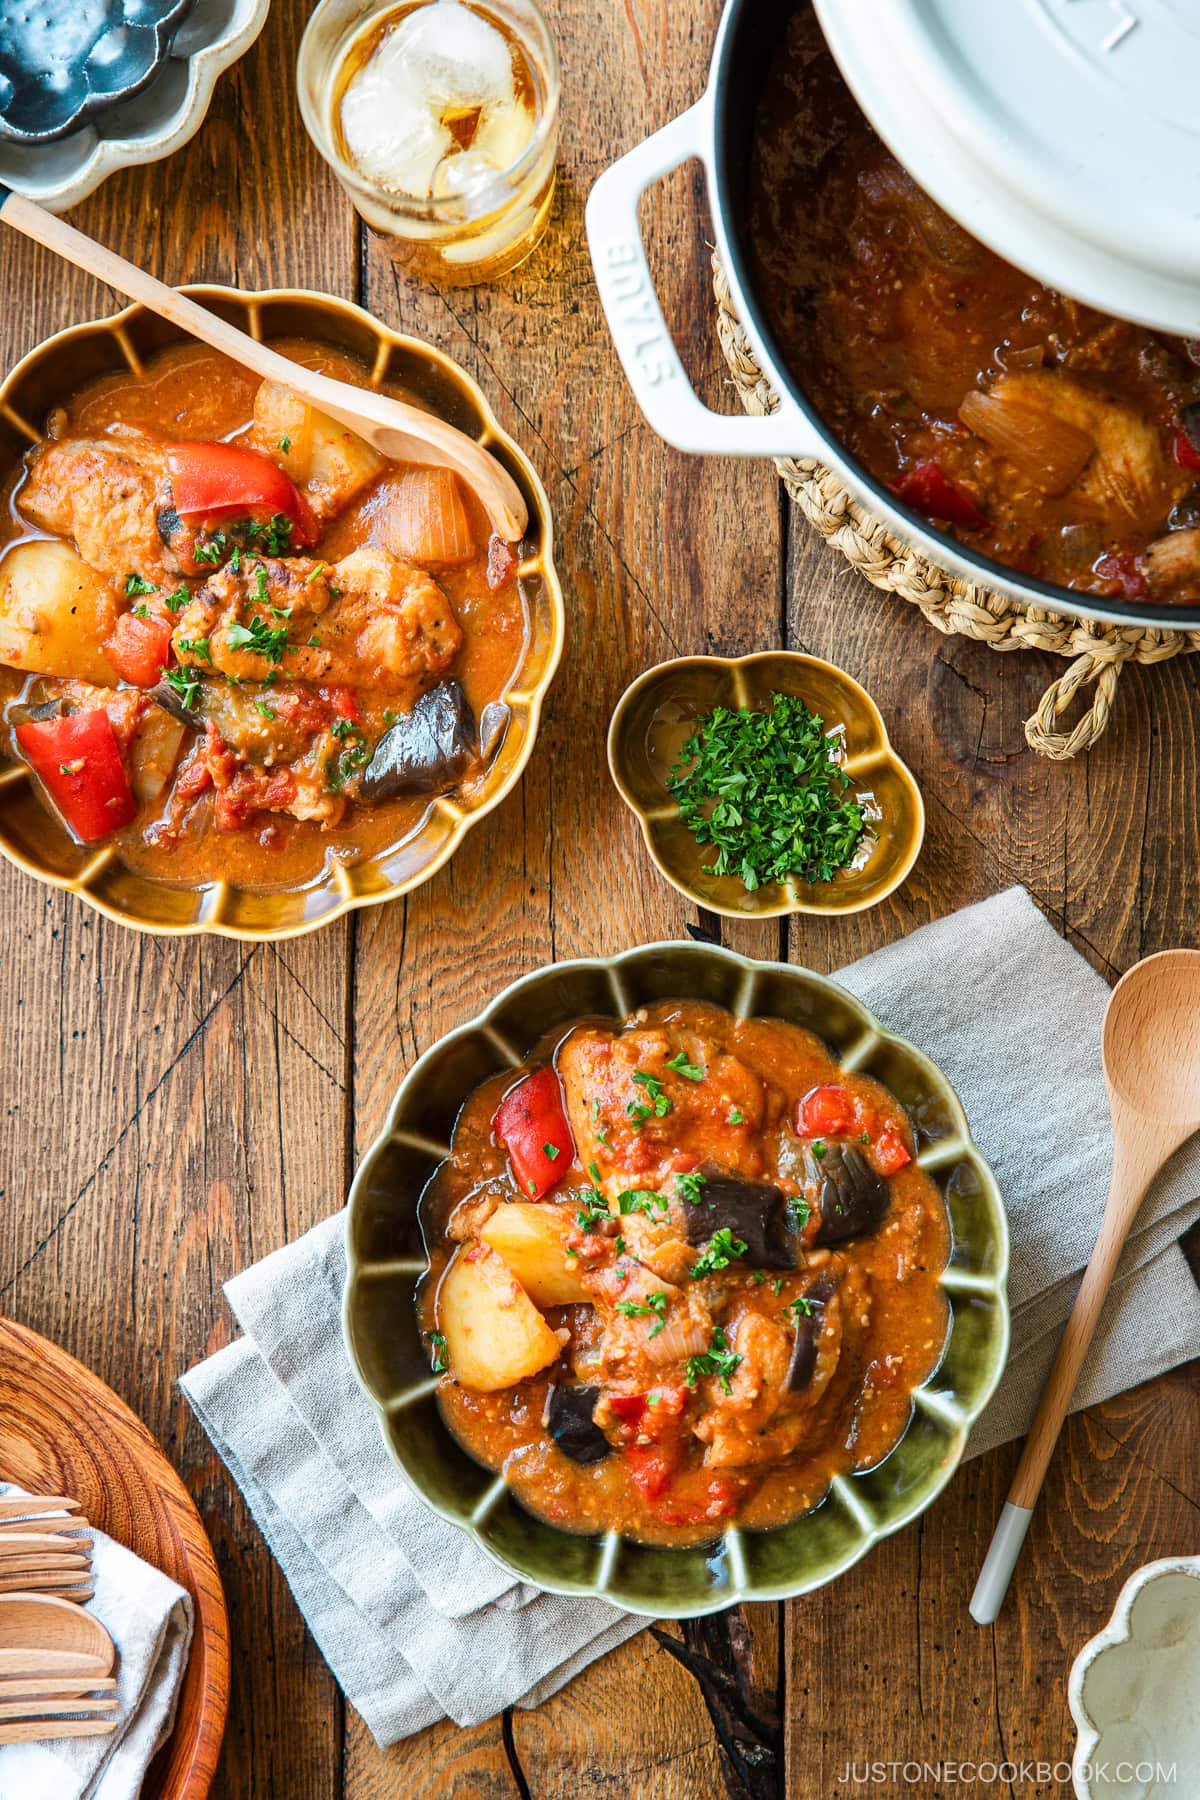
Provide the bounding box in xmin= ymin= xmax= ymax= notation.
xmin=747 ymin=10 xmax=1200 ymax=605
xmin=0 ymin=338 xmax=527 ymax=888
xmin=419 ymin=998 xmax=951 ymax=1546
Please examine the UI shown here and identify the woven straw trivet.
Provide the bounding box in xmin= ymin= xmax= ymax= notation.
xmin=713 ymin=258 xmax=1200 ymax=759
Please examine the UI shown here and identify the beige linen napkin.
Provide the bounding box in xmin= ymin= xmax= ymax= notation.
xmin=0 ymin=1487 xmax=193 ymax=1800
xmin=181 ymin=885 xmax=1200 ymax=1744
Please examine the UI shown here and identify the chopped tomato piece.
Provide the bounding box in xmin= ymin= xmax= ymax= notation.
xmin=320 ymin=684 xmax=361 ymax=724
xmin=165 ymin=441 xmax=318 ymax=544
xmin=1172 ymin=428 xmax=1200 ymax=474
xmin=106 ymin=610 xmax=174 ymax=688
xmin=872 ymin=1126 xmax=912 ymax=1176
xmin=800 ymin=1083 xmax=856 ymax=1139
xmin=623 ymin=1438 xmax=686 ymax=1501
xmin=1093 ymin=551 xmax=1149 ymax=599
xmin=16 ymin=709 xmax=137 ymax=842
xmin=894 ymin=460 xmax=989 ymax=531
xmin=608 ymin=1387 xmax=687 ymax=1442
xmin=491 ymin=1066 xmax=575 ymax=1199
xmin=486 ymin=534 xmax=518 ymax=590
xmin=654 ymin=1476 xmax=742 ymax=1528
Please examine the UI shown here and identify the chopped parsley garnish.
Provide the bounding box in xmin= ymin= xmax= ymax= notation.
xmin=163 ymin=583 xmax=190 ymax=613
xmin=785 ymin=1295 xmax=815 ymax=1320
xmin=617 ymin=1188 xmax=668 ymax=1217
xmin=773 ymin=1277 xmax=784 ymax=1296
xmin=751 ymin=1270 xmax=766 ymax=1285
xmin=626 ymin=1070 xmax=672 ymax=1126
xmin=177 ymin=636 xmax=212 ymax=663
xmin=728 ymin=1107 xmax=745 ymax=1124
xmin=229 ymin=545 xmax=242 ymax=573
xmin=124 ymin=572 xmax=156 ymax=596
xmin=615 ymin=1290 xmax=669 ymax=1338
xmin=308 ymin=635 xmax=321 ymax=648
xmin=668 ymin=692 xmax=867 ymax=891
xmin=255 ymin=700 xmax=278 ymax=720
xmin=787 ymin=1195 xmax=811 ymax=1230
xmin=811 ymin=1141 xmax=826 ymax=1161
xmin=691 ymin=1227 xmax=748 ymax=1277
xmin=193 ymin=533 xmax=227 ymax=566
xmin=859 ymin=1130 xmax=872 ymax=1144
xmin=227 ymin=614 xmax=290 ymax=664
xmin=614 ymin=1234 xmax=626 ymax=1255
xmin=542 ymin=1142 xmax=560 ymax=1160
xmin=278 ymin=436 xmax=291 ymax=453
xmin=330 ymin=716 xmax=359 ymax=740
xmin=427 ymin=1331 xmax=448 ymax=1374
xmin=675 ymin=1171 xmax=707 ymax=1206
xmin=575 ymin=1195 xmax=608 ymax=1233
xmin=132 ymin=602 xmax=150 ymax=619
xmin=164 ymin=665 xmax=201 ymax=711
xmin=325 ymin=722 xmax=370 ymax=793
xmin=665 ymin=1051 xmax=705 ymax=1081
xmin=685 ymin=1326 xmax=742 ymax=1394
xmin=244 ymin=513 xmax=295 ymax=556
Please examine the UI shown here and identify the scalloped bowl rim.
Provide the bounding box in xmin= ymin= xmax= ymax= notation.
xmin=606 ymin=652 xmax=926 ymax=920
xmin=343 ymin=938 xmax=1011 ymax=1616
xmin=0 ymin=283 xmax=565 ymax=941
xmin=1068 ymin=1553 xmax=1200 ymax=1799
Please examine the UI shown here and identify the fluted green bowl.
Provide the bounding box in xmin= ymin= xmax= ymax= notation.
xmin=343 ymin=941 xmax=1010 ymax=1618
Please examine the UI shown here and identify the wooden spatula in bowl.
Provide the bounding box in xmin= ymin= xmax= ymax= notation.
xmin=972 ymin=947 xmax=1200 ymax=1622
xmin=0 ymin=188 xmax=528 ymax=543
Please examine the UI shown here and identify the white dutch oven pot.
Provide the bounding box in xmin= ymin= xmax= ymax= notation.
xmin=585 ymin=0 xmax=1200 ymax=632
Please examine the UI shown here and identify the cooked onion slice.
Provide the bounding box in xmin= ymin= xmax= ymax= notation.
xmin=385 ymin=467 xmax=476 ymax=566
xmin=959 ymin=388 xmax=1095 ymax=495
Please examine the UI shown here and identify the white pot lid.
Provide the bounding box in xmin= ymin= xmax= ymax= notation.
xmin=812 ymin=0 xmax=1200 ymax=337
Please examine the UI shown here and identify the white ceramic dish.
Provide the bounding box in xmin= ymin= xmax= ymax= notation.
xmin=1069 ymin=1556 xmax=1200 ymax=1799
xmin=0 ymin=0 xmax=269 ymax=213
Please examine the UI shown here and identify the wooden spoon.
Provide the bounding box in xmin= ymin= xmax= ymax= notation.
xmin=0 ymin=188 xmax=528 ymax=543
xmin=971 ymin=948 xmax=1200 ymax=1623
xmin=0 ymin=1593 xmax=114 ymax=1675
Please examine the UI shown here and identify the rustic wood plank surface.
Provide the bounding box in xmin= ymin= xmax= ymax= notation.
xmin=1 ymin=1 xmax=1197 ymax=1797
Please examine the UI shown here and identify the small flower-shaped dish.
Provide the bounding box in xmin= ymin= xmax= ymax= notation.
xmin=607 ymin=652 xmax=924 ymax=920
xmin=1069 ymin=1555 xmax=1200 ymax=1798
xmin=0 ymin=0 xmax=269 ymax=212
xmin=343 ymin=939 xmax=1009 ymax=1618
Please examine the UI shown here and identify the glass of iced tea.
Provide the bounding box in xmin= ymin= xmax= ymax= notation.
xmin=298 ymin=0 xmax=560 ymax=285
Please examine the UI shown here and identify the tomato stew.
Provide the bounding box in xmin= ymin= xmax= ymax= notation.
xmin=0 ymin=338 xmax=528 ymax=891
xmin=418 ymin=998 xmax=950 ymax=1547
xmin=748 ymin=11 xmax=1200 ymax=606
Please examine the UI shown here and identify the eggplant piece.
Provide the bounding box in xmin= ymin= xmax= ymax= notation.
xmin=811 ymin=1143 xmax=889 ymax=1247
xmin=358 ymin=680 xmax=477 ymax=802
xmin=151 ymin=675 xmax=200 ymax=724
xmin=680 ymin=1170 xmax=795 ymax=1269
xmin=544 ymin=1383 xmax=610 ymax=1464
xmin=785 ymin=1276 xmax=836 ymax=1393
xmin=8 ymin=697 xmax=64 ymax=727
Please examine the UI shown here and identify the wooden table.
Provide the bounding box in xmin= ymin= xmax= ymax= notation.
xmin=2 ymin=1 xmax=1197 ymax=1794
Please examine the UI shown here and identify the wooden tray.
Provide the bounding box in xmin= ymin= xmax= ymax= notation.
xmin=0 ymin=1317 xmax=229 ymax=1798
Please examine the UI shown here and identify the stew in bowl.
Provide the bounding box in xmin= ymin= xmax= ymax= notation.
xmin=344 ymin=943 xmax=1009 ymax=1613
xmin=0 ymin=289 xmax=561 ymax=936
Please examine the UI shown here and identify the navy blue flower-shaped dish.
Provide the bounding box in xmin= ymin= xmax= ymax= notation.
xmin=0 ymin=0 xmax=194 ymax=144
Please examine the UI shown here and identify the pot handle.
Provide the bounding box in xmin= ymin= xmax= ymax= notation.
xmin=586 ymin=102 xmax=819 ymax=458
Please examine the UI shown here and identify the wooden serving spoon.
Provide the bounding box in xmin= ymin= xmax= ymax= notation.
xmin=971 ymin=948 xmax=1200 ymax=1623
xmin=0 ymin=188 xmax=528 ymax=543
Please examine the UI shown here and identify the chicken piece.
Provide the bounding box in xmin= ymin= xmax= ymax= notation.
xmin=990 ymin=372 xmax=1184 ymax=525
xmin=19 ymin=429 xmax=177 ymax=587
xmin=192 ymin=719 xmax=345 ymax=831
xmin=694 ymin=1307 xmax=798 ymax=1469
xmin=557 ymin=1023 xmax=769 ymax=1203
xmin=1145 ymin=527 xmax=1200 ymax=598
xmin=246 ymin=381 xmax=385 ymax=526
xmin=582 ymin=1260 xmax=712 ymax=1385
xmin=172 ymin=547 xmax=461 ymax=694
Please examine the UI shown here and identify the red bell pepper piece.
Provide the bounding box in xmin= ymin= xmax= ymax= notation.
xmin=492 ymin=1066 xmax=575 ymax=1199
xmin=653 ymin=1475 xmax=742 ymax=1529
xmin=164 ymin=441 xmax=318 ymax=545
xmin=872 ymin=1125 xmax=912 ymax=1177
xmin=800 ymin=1084 xmax=856 ymax=1139
xmin=894 ymin=460 xmax=989 ymax=531
xmin=16 ymin=710 xmax=137 ymax=842
xmin=1172 ymin=427 xmax=1200 ymax=474
xmin=1093 ymin=551 xmax=1149 ymax=599
xmin=106 ymin=610 xmax=174 ymax=688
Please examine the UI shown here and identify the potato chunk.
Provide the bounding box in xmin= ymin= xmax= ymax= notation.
xmin=480 ymin=1204 xmax=589 ymax=1307
xmin=438 ymin=1244 xmax=562 ymax=1392
xmin=248 ymin=381 xmax=384 ymax=525
xmin=0 ymin=541 xmax=120 ymax=685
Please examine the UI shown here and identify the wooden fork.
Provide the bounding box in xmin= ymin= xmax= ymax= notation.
xmin=0 ymin=1497 xmax=82 ymax=1521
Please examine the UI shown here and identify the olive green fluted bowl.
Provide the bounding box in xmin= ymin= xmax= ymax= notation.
xmin=343 ymin=941 xmax=1009 ymax=1618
